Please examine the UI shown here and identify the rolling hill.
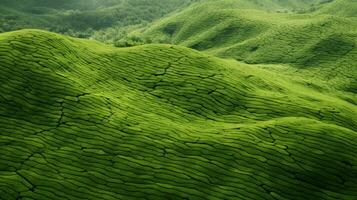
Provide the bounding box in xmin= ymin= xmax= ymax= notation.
xmin=0 ymin=29 xmax=356 ymax=199
xmin=128 ymin=0 xmax=357 ymax=92
xmin=1 ymin=0 xmax=357 ymax=199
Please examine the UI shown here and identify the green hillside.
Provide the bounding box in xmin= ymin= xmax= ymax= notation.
xmin=129 ymin=0 xmax=356 ymax=92
xmin=1 ymin=0 xmax=357 ymax=199
xmin=0 ymin=29 xmax=356 ymax=199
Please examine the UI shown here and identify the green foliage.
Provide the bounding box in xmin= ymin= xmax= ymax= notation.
xmin=114 ymin=35 xmax=152 ymax=47
xmin=0 ymin=28 xmax=356 ymax=200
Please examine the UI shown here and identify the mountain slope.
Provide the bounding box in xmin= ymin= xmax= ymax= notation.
xmin=0 ymin=29 xmax=356 ymax=200
xmin=129 ymin=0 xmax=357 ymax=92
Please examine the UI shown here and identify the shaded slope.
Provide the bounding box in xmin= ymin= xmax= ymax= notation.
xmin=0 ymin=30 xmax=357 ymax=199
xmin=0 ymin=0 xmax=192 ymax=39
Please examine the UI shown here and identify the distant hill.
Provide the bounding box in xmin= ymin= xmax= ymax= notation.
xmin=0 ymin=29 xmax=356 ymax=200
xmin=127 ymin=0 xmax=356 ymax=92
xmin=0 ymin=0 xmax=193 ymax=40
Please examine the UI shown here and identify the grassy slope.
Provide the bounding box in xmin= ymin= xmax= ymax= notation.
xmin=132 ymin=0 xmax=357 ymax=93
xmin=0 ymin=29 xmax=356 ymax=199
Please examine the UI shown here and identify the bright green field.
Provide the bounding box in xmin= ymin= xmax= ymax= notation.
xmin=0 ymin=0 xmax=357 ymax=199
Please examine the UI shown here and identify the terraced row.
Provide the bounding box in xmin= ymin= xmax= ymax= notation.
xmin=0 ymin=30 xmax=356 ymax=200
